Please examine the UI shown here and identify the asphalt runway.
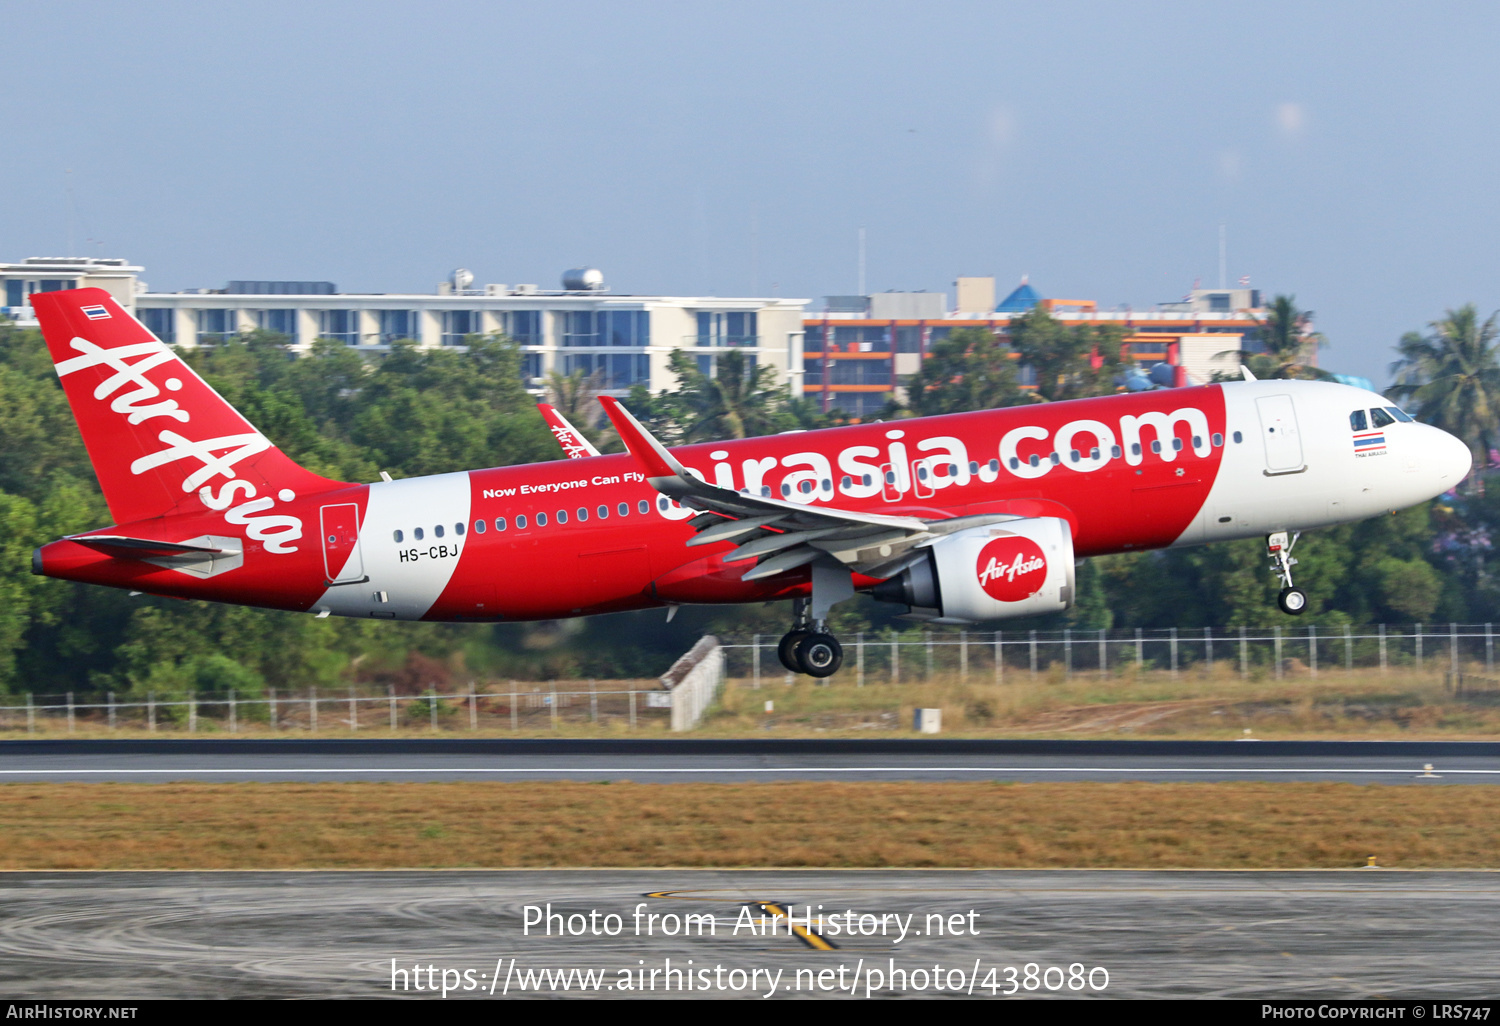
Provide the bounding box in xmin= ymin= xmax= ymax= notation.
xmin=0 ymin=739 xmax=1497 ymax=784
xmin=0 ymin=870 xmax=1496 ymax=999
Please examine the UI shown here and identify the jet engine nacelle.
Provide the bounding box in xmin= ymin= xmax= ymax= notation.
xmin=870 ymin=517 xmax=1076 ymax=624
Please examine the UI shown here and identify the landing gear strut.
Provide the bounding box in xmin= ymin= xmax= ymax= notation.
xmin=776 ymin=564 xmax=853 ymax=678
xmin=1267 ymin=531 xmax=1307 ymax=615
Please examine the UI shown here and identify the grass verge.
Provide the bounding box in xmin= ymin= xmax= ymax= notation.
xmin=4 ymin=781 xmax=1499 ymax=870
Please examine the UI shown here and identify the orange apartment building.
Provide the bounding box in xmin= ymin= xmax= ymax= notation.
xmin=802 ymin=277 xmax=1267 ymax=416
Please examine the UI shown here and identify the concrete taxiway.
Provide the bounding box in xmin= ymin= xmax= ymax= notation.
xmin=0 ymin=739 xmax=1496 ymax=784
xmin=0 ymin=870 xmax=1496 ymax=999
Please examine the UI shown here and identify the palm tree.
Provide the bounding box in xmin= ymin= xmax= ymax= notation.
xmin=1225 ymin=294 xmax=1328 ymax=379
xmin=1388 ymin=304 xmax=1500 ymax=469
xmin=664 ymin=348 xmax=788 ymax=441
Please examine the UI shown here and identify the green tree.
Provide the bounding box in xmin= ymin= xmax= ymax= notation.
xmin=903 ymin=327 xmax=1025 ymax=416
xmin=1388 ymin=304 xmax=1500 ymax=469
xmin=1232 ymin=294 xmax=1329 ymax=380
xmin=643 ymin=349 xmax=804 ymax=442
xmin=1004 ymin=307 xmax=1129 ymax=401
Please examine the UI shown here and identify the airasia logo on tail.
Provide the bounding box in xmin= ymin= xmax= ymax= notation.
xmin=976 ymin=536 xmax=1048 ymax=602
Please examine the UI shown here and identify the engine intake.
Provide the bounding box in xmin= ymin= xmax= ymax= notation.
xmin=871 ymin=517 xmax=1075 ymax=623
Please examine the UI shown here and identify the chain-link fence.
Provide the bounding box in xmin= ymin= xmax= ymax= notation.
xmin=720 ymin=623 xmax=1500 ymax=686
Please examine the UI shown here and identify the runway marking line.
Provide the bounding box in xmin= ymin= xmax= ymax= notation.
xmin=0 ymin=766 xmax=1496 ymax=776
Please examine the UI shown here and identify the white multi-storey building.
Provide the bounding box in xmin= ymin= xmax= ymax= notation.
xmin=0 ymin=258 xmax=809 ymax=396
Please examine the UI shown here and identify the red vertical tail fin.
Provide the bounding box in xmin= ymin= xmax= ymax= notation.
xmin=30 ymin=288 xmax=346 ymax=525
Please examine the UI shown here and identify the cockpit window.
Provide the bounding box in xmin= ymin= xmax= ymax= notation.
xmin=1386 ymin=406 xmax=1414 ymax=423
xmin=1369 ymin=407 xmax=1396 ymax=428
xmin=1349 ymin=410 xmax=1368 ymax=431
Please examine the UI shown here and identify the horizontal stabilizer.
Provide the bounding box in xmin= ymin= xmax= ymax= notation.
xmin=68 ymin=535 xmax=238 ymax=558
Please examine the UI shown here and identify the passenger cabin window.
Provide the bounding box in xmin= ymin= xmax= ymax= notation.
xmin=495 ymin=517 xmax=507 ymax=531
xmin=535 ymin=512 xmax=547 ymax=526
xmin=639 ymin=500 xmax=650 ymax=514
xmin=414 ymin=527 xmax=424 ymax=541
xmin=1211 ymin=434 xmax=1223 ymax=447
xmin=1350 ymin=410 xmax=1369 ymax=431
xmin=455 ymin=522 xmax=464 ymax=535
xmin=1110 ymin=446 xmax=1122 ymax=458
xmin=576 ymin=507 xmax=588 ymax=522
xmin=1232 ymin=431 xmax=1243 ymax=443
xmin=1370 ymin=408 xmax=1396 ymax=428
xmin=597 ymin=505 xmax=608 ymax=519
xmin=474 ymin=520 xmax=486 ymax=534
xmin=434 ymin=525 xmax=444 ymax=538
xmin=618 ymin=503 xmax=629 ymax=516
xmin=557 ymin=510 xmax=568 ymax=524
xmin=393 ymin=530 xmax=404 ymax=543
xmin=514 ymin=515 xmax=525 ymax=529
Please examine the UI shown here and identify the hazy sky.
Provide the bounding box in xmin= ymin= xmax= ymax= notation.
xmin=4 ymin=1 xmax=1499 ymax=383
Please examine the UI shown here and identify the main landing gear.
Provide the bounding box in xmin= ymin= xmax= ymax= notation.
xmin=776 ymin=564 xmax=854 ymax=678
xmin=1267 ymin=531 xmax=1308 ymax=615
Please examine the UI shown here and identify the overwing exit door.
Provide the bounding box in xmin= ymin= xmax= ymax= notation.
xmin=1255 ymin=394 xmax=1306 ymax=474
xmin=320 ymin=503 xmax=366 ymax=584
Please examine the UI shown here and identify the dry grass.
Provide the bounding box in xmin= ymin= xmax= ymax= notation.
xmin=4 ymin=781 xmax=1499 ymax=870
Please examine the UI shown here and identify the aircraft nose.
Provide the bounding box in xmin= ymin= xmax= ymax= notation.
xmin=1431 ymin=427 xmax=1473 ymax=489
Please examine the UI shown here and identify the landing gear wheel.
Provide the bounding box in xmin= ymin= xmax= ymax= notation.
xmin=795 ymin=633 xmax=843 ymax=678
xmin=1277 ymin=587 xmax=1308 ymax=615
xmin=777 ymin=631 xmax=810 ymax=673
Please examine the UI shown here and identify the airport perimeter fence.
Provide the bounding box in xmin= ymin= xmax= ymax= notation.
xmin=0 ymin=681 xmax=681 ymax=736
xmin=719 ymin=623 xmax=1500 ymax=687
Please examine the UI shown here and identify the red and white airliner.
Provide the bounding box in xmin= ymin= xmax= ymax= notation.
xmin=28 ymin=288 xmax=1471 ymax=676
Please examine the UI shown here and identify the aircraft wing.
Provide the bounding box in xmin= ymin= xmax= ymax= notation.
xmin=537 ymin=403 xmax=602 ymax=459
xmin=597 ymin=396 xmax=1011 ymax=581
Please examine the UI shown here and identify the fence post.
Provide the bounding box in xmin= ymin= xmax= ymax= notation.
xmin=108 ymin=691 xmax=116 ymax=731
xmin=1309 ymin=625 xmax=1317 ymax=677
xmin=469 ymin=683 xmax=478 ymax=730
xmin=431 ymin=688 xmax=440 ymax=733
xmin=147 ymin=691 xmax=155 ymax=733
xmin=960 ymin=631 xmax=968 ymax=680
xmin=189 ymin=692 xmax=197 ymax=733
xmin=1379 ymin=624 xmax=1388 ymax=673
xmin=1169 ymin=628 xmax=1178 ymax=679
xmin=891 ymin=637 xmax=899 ymax=684
xmin=995 ymin=631 xmax=1003 ymax=684
xmin=1064 ymin=629 xmax=1072 ymax=676
xmin=349 ymin=686 xmax=358 ymax=732
xmin=1345 ymin=625 xmax=1353 ymax=670
xmin=629 ymin=689 xmax=637 ymax=730
xmin=549 ymin=689 xmax=558 ymax=731
xmin=389 ymin=685 xmax=397 ymax=732
xmin=510 ymin=683 xmax=518 ymax=731
xmin=1416 ymin=623 xmax=1424 ymax=671
xmin=269 ymin=687 xmax=278 ymax=731
xmin=229 ymin=688 xmax=237 ymax=734
xmin=856 ymin=633 xmax=865 ymax=687
xmin=1451 ymin=623 xmax=1459 ymax=680
xmin=1239 ymin=625 xmax=1248 ymax=677
xmin=752 ymin=634 xmax=763 ymax=689
xmin=1099 ymin=628 xmax=1108 ymax=679
xmin=1135 ymin=628 xmax=1143 ymax=669
xmin=1204 ymin=627 xmax=1213 ymax=675
xmin=26 ymin=692 xmax=35 ymax=734
xmin=925 ymin=632 xmax=933 ymax=679
xmin=1488 ymin=624 xmax=1494 ymax=674
xmin=1274 ymin=627 xmax=1283 ymax=680
xmin=589 ymin=681 xmax=597 ymax=724
xmin=310 ymin=687 xmax=319 ymax=733
xmin=1029 ymin=631 xmax=1038 ymax=676
xmin=66 ymin=692 xmax=74 ymax=734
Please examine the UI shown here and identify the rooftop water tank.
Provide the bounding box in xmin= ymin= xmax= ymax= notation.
xmin=562 ymin=267 xmax=604 ymax=292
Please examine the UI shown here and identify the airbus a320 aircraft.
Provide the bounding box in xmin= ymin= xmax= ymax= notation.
xmin=28 ymin=288 xmax=1471 ymax=676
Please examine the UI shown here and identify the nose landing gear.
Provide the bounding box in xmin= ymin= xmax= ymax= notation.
xmin=1268 ymin=531 xmax=1307 ymax=615
xmin=775 ymin=564 xmax=852 ymax=678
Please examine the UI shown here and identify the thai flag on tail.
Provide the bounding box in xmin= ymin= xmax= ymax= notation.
xmin=1353 ymin=430 xmax=1386 ymax=454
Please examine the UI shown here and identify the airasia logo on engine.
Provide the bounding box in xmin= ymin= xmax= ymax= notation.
xmin=975 ymin=537 xmax=1048 ymax=602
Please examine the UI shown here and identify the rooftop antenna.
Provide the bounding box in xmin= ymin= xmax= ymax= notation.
xmin=858 ymin=226 xmax=866 ymax=296
xmin=1218 ymin=222 xmax=1227 ymax=290
xmin=65 ymin=168 xmax=75 ymax=256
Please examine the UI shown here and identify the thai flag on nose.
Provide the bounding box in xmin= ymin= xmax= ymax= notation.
xmin=1353 ymin=430 xmax=1385 ymax=453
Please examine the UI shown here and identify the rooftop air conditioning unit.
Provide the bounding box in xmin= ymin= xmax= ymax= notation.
xmin=485 ymin=284 xmax=508 ymax=296
xmin=513 ymin=284 xmax=538 ymax=296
